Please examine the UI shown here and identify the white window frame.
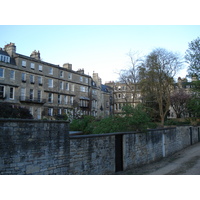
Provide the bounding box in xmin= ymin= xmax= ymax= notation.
xmin=70 ymin=96 xmax=73 ymax=105
xmin=66 ymin=83 xmax=69 ymax=91
xmin=80 ymin=76 xmax=83 ymax=82
xmin=68 ymin=73 xmax=72 ymax=79
xmin=22 ymin=60 xmax=26 ymax=67
xmin=48 ymin=79 xmax=53 ymax=88
xmin=30 ymin=89 xmax=34 ymax=100
xmin=48 ymin=108 xmax=53 ymax=116
xmin=71 ymin=84 xmax=74 ymax=92
xmin=22 ymin=73 xmax=26 ymax=82
xmin=48 ymin=93 xmax=53 ymax=103
xmin=58 ymin=108 xmax=62 ymax=115
xmin=80 ymin=86 xmax=86 ymax=92
xmin=49 ymin=67 xmax=53 ymax=75
xmin=1 ymin=56 xmax=10 ymax=63
xmin=37 ymin=90 xmax=42 ymax=102
xmin=0 ymin=85 xmax=5 ymax=98
xmin=37 ymin=108 xmax=41 ymax=119
xmin=9 ymin=87 xmax=14 ymax=100
xmin=10 ymin=70 xmax=15 ymax=80
xmin=39 ymin=65 xmax=43 ymax=71
xmin=64 ymin=95 xmax=68 ymax=104
xmin=58 ymin=94 xmax=62 ymax=104
xmin=30 ymin=63 xmax=35 ymax=69
xmin=38 ymin=76 xmax=42 ymax=85
xmin=30 ymin=74 xmax=35 ymax=84
xmin=29 ymin=107 xmax=33 ymax=116
xmin=0 ymin=68 xmax=4 ymax=78
xmin=60 ymin=70 xmax=64 ymax=78
xmin=85 ymin=78 xmax=88 ymax=84
xmin=21 ymin=88 xmax=26 ymax=101
xmin=60 ymin=81 xmax=63 ymax=90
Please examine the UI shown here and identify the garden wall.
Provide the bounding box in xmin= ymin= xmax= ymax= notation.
xmin=0 ymin=119 xmax=69 ymax=175
xmin=0 ymin=119 xmax=199 ymax=175
xmin=69 ymin=134 xmax=115 ymax=174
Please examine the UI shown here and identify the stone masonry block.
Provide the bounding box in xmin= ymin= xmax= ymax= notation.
xmin=26 ymin=165 xmax=40 ymax=174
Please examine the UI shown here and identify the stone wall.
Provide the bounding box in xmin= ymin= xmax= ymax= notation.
xmin=0 ymin=119 xmax=69 ymax=175
xmin=123 ymin=129 xmax=164 ymax=170
xmin=69 ymin=134 xmax=115 ymax=175
xmin=123 ymin=126 xmax=200 ymax=171
xmin=0 ymin=119 xmax=199 ymax=175
xmin=164 ymin=126 xmax=200 ymax=157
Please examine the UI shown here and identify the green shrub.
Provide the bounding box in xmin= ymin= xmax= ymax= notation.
xmin=164 ymin=119 xmax=191 ymax=126
xmin=70 ymin=104 xmax=156 ymax=134
xmin=122 ymin=104 xmax=152 ymax=131
xmin=69 ymin=115 xmax=95 ymax=132
xmin=92 ymin=116 xmax=127 ymax=134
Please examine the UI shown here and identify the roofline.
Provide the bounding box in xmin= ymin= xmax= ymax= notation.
xmin=14 ymin=53 xmax=91 ymax=78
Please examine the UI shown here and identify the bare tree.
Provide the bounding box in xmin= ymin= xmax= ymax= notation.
xmin=118 ymin=51 xmax=143 ymax=104
xmin=170 ymin=89 xmax=191 ymax=118
xmin=140 ymin=48 xmax=183 ymax=126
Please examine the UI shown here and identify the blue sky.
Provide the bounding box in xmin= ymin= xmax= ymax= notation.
xmin=1 ymin=25 xmax=200 ymax=83
xmin=1 ymin=0 xmax=200 ymax=84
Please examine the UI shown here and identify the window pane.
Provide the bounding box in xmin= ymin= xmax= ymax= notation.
xmin=30 ymin=89 xmax=34 ymax=100
xmin=22 ymin=60 xmax=26 ymax=67
xmin=49 ymin=67 xmax=53 ymax=74
xmin=48 ymin=108 xmax=53 ymax=116
xmin=48 ymin=79 xmax=53 ymax=87
xmin=10 ymin=70 xmax=15 ymax=79
xmin=30 ymin=63 xmax=35 ymax=69
xmin=64 ymin=95 xmax=68 ymax=104
xmin=71 ymin=84 xmax=74 ymax=91
xmin=48 ymin=93 xmax=53 ymax=103
xmin=30 ymin=75 xmax=34 ymax=83
xmin=39 ymin=65 xmax=43 ymax=71
xmin=0 ymin=86 xmax=4 ymax=98
xmin=21 ymin=88 xmax=25 ymax=100
xmin=38 ymin=76 xmax=42 ymax=85
xmin=60 ymin=82 xmax=63 ymax=90
xmin=22 ymin=73 xmax=26 ymax=81
xmin=66 ymin=83 xmax=69 ymax=91
xmin=0 ymin=68 xmax=4 ymax=78
xmin=9 ymin=87 xmax=14 ymax=99
xmin=38 ymin=90 xmax=41 ymax=102
xmin=37 ymin=108 xmax=41 ymax=119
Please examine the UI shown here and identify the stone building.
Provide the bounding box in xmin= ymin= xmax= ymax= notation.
xmin=0 ymin=42 xmax=112 ymax=119
xmin=168 ymin=76 xmax=199 ymax=118
xmin=105 ymin=81 xmax=141 ymax=115
xmin=91 ymin=72 xmax=113 ymax=118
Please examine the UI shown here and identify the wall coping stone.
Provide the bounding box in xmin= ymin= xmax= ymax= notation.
xmin=69 ymin=127 xmax=178 ymax=139
xmin=0 ymin=119 xmax=69 ymax=124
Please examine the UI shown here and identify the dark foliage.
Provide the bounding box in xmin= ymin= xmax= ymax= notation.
xmin=70 ymin=105 xmax=156 ymax=134
xmin=0 ymin=103 xmax=33 ymax=119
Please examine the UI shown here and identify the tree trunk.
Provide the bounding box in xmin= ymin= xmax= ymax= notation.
xmin=160 ymin=116 xmax=165 ymax=128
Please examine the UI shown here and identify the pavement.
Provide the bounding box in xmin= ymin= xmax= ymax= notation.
xmin=115 ymin=142 xmax=200 ymax=175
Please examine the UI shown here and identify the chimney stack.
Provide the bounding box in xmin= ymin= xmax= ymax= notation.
xmin=4 ymin=42 xmax=16 ymax=57
xmin=30 ymin=50 xmax=41 ymax=60
xmin=63 ymin=63 xmax=72 ymax=70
